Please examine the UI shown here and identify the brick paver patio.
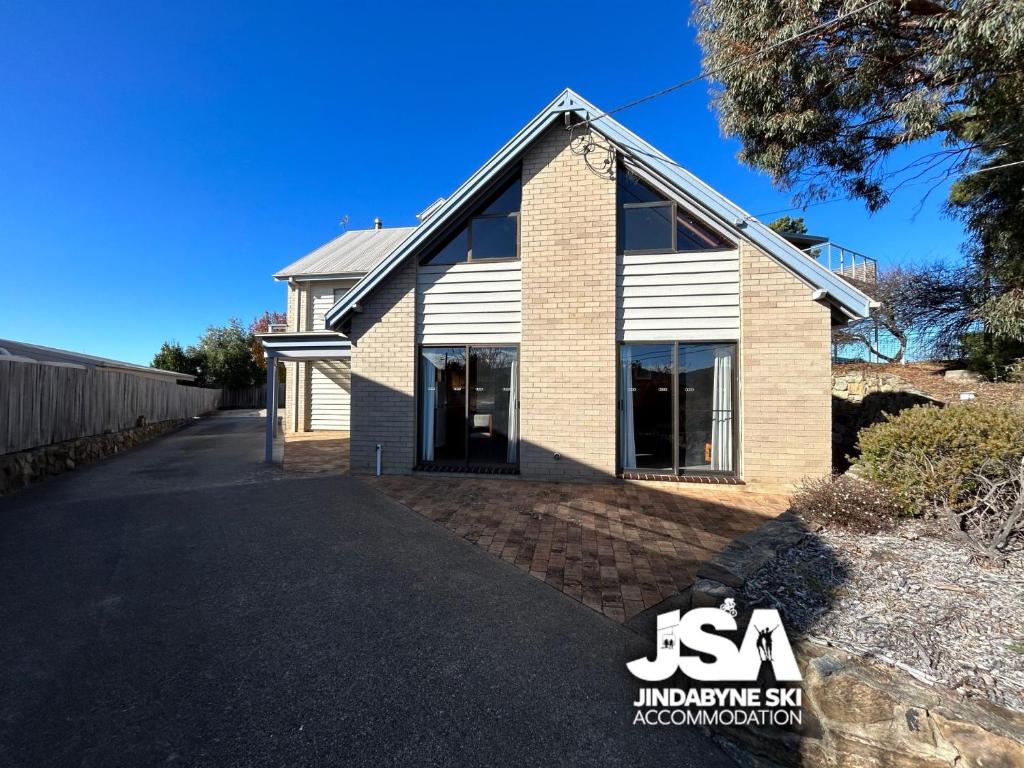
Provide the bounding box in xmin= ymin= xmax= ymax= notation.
xmin=366 ymin=476 xmax=791 ymax=623
xmin=282 ymin=431 xmax=349 ymax=473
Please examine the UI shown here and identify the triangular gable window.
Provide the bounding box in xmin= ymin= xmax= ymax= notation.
xmin=423 ymin=173 xmax=521 ymax=265
xmin=618 ymin=169 xmax=731 ymax=253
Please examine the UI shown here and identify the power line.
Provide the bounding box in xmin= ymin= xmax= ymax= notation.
xmin=965 ymin=159 xmax=1024 ymax=175
xmin=750 ymin=159 xmax=1024 ymax=219
xmin=578 ymin=0 xmax=889 ymax=127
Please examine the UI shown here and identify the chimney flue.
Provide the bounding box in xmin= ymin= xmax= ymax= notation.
xmin=373 ymin=217 xmax=383 ymax=230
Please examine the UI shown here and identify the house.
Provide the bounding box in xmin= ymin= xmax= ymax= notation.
xmin=262 ymin=89 xmax=874 ymax=486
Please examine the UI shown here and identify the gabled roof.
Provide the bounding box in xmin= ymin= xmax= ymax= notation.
xmin=274 ymin=226 xmax=417 ymax=280
xmin=324 ymin=89 xmax=874 ymax=328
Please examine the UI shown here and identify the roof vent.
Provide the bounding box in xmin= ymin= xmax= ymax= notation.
xmin=416 ymin=197 xmax=446 ymax=223
xmin=373 ymin=217 xmax=383 ymax=230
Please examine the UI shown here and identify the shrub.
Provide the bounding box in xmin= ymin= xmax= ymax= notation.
xmin=960 ymin=332 xmax=1024 ymax=381
xmin=938 ymin=457 xmax=1024 ymax=563
xmin=791 ymin=474 xmax=899 ymax=533
xmin=855 ymin=404 xmax=1024 ymax=515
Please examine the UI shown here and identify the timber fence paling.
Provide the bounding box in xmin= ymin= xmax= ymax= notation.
xmin=219 ymin=385 xmax=268 ymax=410
xmin=0 ymin=359 xmax=222 ymax=455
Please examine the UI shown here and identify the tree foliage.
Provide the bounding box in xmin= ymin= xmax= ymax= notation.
xmin=694 ymin=0 xmax=1024 ymax=339
xmin=153 ymin=314 xmax=283 ymax=388
xmin=152 ymin=341 xmax=199 ymax=378
xmin=767 ymin=215 xmax=809 ymax=235
xmin=191 ymin=319 xmax=261 ymax=389
xmin=248 ymin=311 xmax=287 ymax=375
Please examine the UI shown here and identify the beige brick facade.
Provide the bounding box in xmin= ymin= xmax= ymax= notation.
xmin=326 ymin=128 xmax=835 ymax=484
xmin=739 ymin=241 xmax=832 ymax=484
xmin=518 ymin=126 xmax=618 ymax=479
xmin=347 ymin=260 xmax=417 ymax=474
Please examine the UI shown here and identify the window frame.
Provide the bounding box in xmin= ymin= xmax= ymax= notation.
xmin=416 ymin=343 xmax=521 ymax=469
xmin=620 ymin=200 xmax=677 ymax=255
xmin=618 ymin=169 xmax=734 ymax=256
xmin=421 ymin=170 xmax=522 ymax=266
xmin=617 ymin=340 xmax=738 ymax=477
xmin=467 ymin=211 xmax=520 ymax=263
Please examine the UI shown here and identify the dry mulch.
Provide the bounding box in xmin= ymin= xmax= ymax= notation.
xmin=743 ymin=521 xmax=1024 ymax=712
xmin=833 ymin=361 xmax=1024 ymax=408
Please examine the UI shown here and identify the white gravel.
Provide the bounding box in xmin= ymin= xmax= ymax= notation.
xmin=742 ymin=523 xmax=1024 ymax=712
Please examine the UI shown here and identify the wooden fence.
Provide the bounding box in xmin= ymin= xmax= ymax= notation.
xmin=218 ymin=384 xmax=285 ymax=410
xmin=1 ymin=359 xmax=222 ymax=455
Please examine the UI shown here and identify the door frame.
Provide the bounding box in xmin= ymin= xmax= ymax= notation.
xmin=416 ymin=343 xmax=521 ymax=469
xmin=617 ymin=340 xmax=738 ymax=476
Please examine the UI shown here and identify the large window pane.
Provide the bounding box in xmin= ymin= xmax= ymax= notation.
xmin=622 ymin=203 xmax=673 ymax=252
xmin=419 ymin=347 xmax=466 ymax=463
xmin=482 ymin=176 xmax=522 ymax=215
xmin=617 ymin=171 xmax=662 ymax=205
xmin=678 ymin=343 xmax=734 ymax=473
xmin=620 ymin=344 xmax=674 ymax=470
xmin=676 ymin=208 xmax=729 ymax=250
xmin=468 ymin=347 xmax=518 ymax=465
xmin=471 ymin=216 xmax=517 ymax=260
xmin=424 ymin=228 xmax=468 ymax=265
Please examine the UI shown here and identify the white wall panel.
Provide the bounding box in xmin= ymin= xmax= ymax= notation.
xmin=618 ymin=250 xmax=739 ymax=341
xmin=417 ymin=261 xmax=522 ymax=345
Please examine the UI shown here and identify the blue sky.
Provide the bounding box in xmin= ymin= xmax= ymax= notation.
xmin=0 ymin=0 xmax=967 ymax=365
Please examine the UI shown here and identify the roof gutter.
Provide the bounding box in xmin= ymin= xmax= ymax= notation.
xmin=274 ymin=271 xmax=367 ymax=282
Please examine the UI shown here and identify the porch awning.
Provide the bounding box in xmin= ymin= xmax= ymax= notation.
xmin=258 ymin=332 xmax=351 ymax=361
xmin=258 ymin=332 xmax=352 ymax=462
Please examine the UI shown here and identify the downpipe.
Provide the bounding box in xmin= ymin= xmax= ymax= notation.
xmin=375 ymin=444 xmax=382 ymax=477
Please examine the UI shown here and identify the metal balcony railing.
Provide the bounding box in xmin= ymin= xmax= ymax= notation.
xmin=805 ymin=242 xmax=878 ymax=283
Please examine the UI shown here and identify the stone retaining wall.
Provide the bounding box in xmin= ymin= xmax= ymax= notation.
xmin=831 ymin=370 xmax=938 ymax=471
xmin=0 ymin=419 xmax=188 ymax=495
xmin=692 ymin=517 xmax=1024 ymax=767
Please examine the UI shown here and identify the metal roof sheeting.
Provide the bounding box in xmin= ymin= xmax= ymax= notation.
xmin=273 ymin=227 xmax=417 ymax=279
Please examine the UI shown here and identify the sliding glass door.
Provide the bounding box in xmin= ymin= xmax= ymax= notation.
xmin=620 ymin=342 xmax=735 ymax=475
xmin=419 ymin=347 xmax=467 ymax=464
xmin=618 ymin=344 xmax=673 ymax=471
xmin=419 ymin=346 xmax=518 ymax=468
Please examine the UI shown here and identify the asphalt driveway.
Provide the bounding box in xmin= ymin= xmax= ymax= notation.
xmin=0 ymin=414 xmax=732 ymax=768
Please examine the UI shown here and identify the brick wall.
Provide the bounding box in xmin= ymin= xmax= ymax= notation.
xmin=519 ymin=126 xmax=618 ymax=479
xmin=739 ymin=241 xmax=832 ymax=484
xmin=348 ymin=260 xmax=417 ymax=474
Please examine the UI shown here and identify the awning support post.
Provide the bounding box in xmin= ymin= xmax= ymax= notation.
xmin=265 ymin=352 xmax=278 ymax=463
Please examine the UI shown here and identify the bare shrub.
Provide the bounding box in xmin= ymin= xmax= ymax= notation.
xmin=922 ymin=456 xmax=1024 ymax=563
xmin=792 ymin=474 xmax=899 ymax=533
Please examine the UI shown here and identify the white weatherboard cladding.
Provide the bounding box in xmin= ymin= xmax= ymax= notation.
xmin=310 ymin=281 xmax=358 ymax=331
xmin=309 ymin=361 xmax=350 ymax=430
xmin=618 ymin=250 xmax=739 ymax=341
xmin=417 ymin=261 xmax=522 ymax=344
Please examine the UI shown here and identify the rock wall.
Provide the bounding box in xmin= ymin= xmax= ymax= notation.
xmin=692 ymin=517 xmax=1024 ymax=767
xmin=831 ymin=370 xmax=938 ymax=471
xmin=720 ymin=639 xmax=1024 ymax=768
xmin=0 ymin=419 xmax=188 ymax=495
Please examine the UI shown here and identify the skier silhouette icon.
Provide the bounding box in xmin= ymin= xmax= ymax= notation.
xmin=756 ymin=626 xmax=777 ymax=662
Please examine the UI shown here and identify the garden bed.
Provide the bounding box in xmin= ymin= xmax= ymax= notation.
xmin=743 ymin=521 xmax=1024 ymax=712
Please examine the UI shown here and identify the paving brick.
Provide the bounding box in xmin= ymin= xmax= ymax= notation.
xmin=368 ymin=475 xmax=790 ymax=623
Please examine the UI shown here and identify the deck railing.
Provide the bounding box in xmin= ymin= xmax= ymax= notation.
xmin=807 ymin=242 xmax=878 ymax=283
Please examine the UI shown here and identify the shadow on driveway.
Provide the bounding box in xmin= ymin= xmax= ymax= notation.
xmin=0 ymin=415 xmax=732 ymax=768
